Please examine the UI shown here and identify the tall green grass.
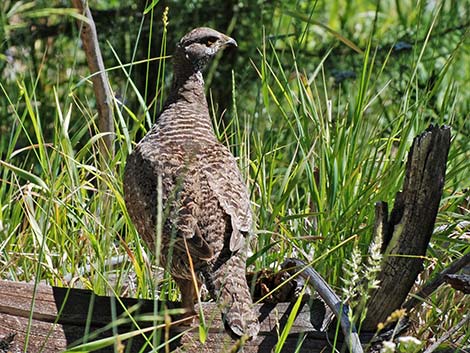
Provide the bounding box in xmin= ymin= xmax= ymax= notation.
xmin=1 ymin=0 xmax=469 ymax=351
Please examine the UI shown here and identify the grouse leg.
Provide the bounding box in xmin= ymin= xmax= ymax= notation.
xmin=175 ymin=277 xmax=199 ymax=321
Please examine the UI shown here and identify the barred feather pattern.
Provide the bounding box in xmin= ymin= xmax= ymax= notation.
xmin=124 ymin=28 xmax=259 ymax=338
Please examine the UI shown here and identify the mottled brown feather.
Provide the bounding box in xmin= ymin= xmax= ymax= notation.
xmin=123 ymin=27 xmax=259 ymax=338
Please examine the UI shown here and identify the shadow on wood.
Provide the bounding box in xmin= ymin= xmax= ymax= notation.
xmin=0 ymin=280 xmax=363 ymax=353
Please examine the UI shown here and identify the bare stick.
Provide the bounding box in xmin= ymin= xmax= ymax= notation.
xmin=422 ymin=314 xmax=469 ymax=353
xmin=404 ymin=253 xmax=470 ymax=310
xmin=72 ymin=0 xmax=114 ymax=159
xmin=282 ymin=258 xmax=364 ymax=353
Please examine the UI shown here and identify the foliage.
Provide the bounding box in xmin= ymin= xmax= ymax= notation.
xmin=1 ymin=0 xmax=469 ymax=351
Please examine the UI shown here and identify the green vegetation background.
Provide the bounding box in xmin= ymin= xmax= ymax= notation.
xmin=0 ymin=0 xmax=469 ymax=351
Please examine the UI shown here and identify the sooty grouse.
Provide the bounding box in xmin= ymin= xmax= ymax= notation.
xmin=124 ymin=27 xmax=259 ymax=338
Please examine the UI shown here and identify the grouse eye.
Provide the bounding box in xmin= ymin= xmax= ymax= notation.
xmin=202 ymin=36 xmax=218 ymax=46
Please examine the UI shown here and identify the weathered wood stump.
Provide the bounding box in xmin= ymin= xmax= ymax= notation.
xmin=363 ymin=125 xmax=451 ymax=330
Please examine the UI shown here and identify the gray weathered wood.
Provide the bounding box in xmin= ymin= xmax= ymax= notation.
xmin=0 ymin=280 xmax=366 ymax=353
xmin=282 ymin=259 xmax=363 ymax=353
xmin=72 ymin=0 xmax=114 ymax=158
xmin=363 ymin=125 xmax=451 ymax=330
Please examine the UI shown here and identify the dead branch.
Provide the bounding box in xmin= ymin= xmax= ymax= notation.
xmin=72 ymin=0 xmax=114 ymax=159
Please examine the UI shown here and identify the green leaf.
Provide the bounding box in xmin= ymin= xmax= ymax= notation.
xmin=0 ymin=160 xmax=49 ymax=192
xmin=198 ymin=321 xmax=207 ymax=344
xmin=283 ymin=9 xmax=363 ymax=54
xmin=275 ymin=285 xmax=306 ymax=353
xmin=143 ymin=0 xmax=160 ymax=14
xmin=65 ymin=325 xmax=158 ymax=352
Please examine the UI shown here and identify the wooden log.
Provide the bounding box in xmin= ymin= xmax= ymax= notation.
xmin=363 ymin=125 xmax=451 ymax=330
xmin=0 ymin=280 xmax=368 ymax=353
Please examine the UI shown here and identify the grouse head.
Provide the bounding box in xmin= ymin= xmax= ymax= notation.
xmin=174 ymin=27 xmax=237 ymax=73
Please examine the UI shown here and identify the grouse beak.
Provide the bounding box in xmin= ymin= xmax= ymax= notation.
xmin=223 ymin=36 xmax=238 ymax=48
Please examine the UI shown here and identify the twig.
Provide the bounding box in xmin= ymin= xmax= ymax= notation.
xmin=403 ymin=253 xmax=470 ymax=311
xmin=72 ymin=0 xmax=115 ymax=159
xmin=282 ymin=258 xmax=364 ymax=353
xmin=422 ymin=315 xmax=469 ymax=353
xmin=62 ymin=255 xmax=127 ymax=283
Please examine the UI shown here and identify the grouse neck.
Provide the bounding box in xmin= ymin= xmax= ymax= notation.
xmin=170 ymin=69 xmax=206 ymax=104
xmin=167 ymin=47 xmax=209 ymax=103
xmin=155 ymin=65 xmax=216 ymax=143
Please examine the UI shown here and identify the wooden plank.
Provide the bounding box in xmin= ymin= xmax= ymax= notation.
xmin=0 ymin=313 xmax=80 ymax=353
xmin=0 ymin=312 xmax=332 ymax=353
xmin=0 ymin=280 xmax=314 ymax=331
xmin=0 ymin=280 xmax=353 ymax=352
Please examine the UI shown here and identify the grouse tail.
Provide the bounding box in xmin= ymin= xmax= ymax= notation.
xmin=212 ymin=251 xmax=260 ymax=338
